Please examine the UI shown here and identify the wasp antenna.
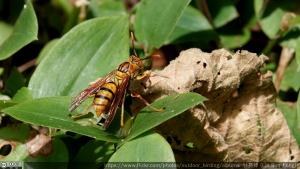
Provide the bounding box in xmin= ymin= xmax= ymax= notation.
xmin=130 ymin=32 xmax=138 ymax=57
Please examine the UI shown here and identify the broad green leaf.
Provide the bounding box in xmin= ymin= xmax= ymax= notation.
xmin=2 ymin=97 xmax=120 ymax=142
xmin=29 ymin=16 xmax=129 ymax=98
xmin=0 ymin=123 xmax=30 ymax=142
xmin=12 ymin=87 xmax=33 ymax=103
xmin=108 ymin=132 xmax=175 ymax=163
xmin=126 ymin=92 xmax=205 ymax=141
xmin=0 ymin=0 xmax=38 ymax=60
xmin=36 ymin=39 xmax=59 ymax=64
xmin=0 ymin=22 xmax=13 ymax=45
xmin=167 ymin=6 xmax=213 ymax=44
xmin=89 ymin=0 xmax=126 ymax=17
xmin=277 ymin=99 xmax=300 ymax=145
xmin=72 ymin=140 xmax=115 ymax=168
xmin=134 ymin=0 xmax=191 ymax=50
xmin=207 ymin=0 xmax=238 ymax=28
xmin=280 ymin=59 xmax=300 ymax=91
xmin=296 ymin=38 xmax=300 ymax=67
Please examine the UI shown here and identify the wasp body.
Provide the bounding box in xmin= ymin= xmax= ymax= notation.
xmin=69 ymin=55 xmax=144 ymax=129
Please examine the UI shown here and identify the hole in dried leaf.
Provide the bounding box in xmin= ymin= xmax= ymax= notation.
xmin=177 ymin=87 xmax=180 ymax=90
xmin=217 ymin=72 xmax=220 ymax=75
xmin=226 ymin=55 xmax=232 ymax=60
xmin=203 ymin=62 xmax=207 ymax=68
xmin=196 ymin=61 xmax=201 ymax=64
xmin=243 ymin=146 xmax=253 ymax=154
xmin=290 ymin=155 xmax=294 ymax=160
xmin=0 ymin=144 xmax=12 ymax=156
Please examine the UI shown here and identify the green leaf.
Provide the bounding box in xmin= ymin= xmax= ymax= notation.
xmin=89 ymin=0 xmax=126 ymax=17
xmin=0 ymin=21 xmax=13 ymax=45
xmin=2 ymin=97 xmax=120 ymax=142
xmin=29 ymin=16 xmax=129 ymax=98
xmin=0 ymin=123 xmax=30 ymax=142
xmin=277 ymin=98 xmax=300 ymax=145
xmin=1 ymin=142 xmax=28 ymax=161
xmin=279 ymin=27 xmax=300 ymax=49
xmin=36 ymin=39 xmax=59 ymax=64
xmin=4 ymin=68 xmax=26 ymax=96
xmin=0 ymin=0 xmax=38 ymax=60
xmin=126 ymin=92 xmax=205 ymax=141
xmin=134 ymin=0 xmax=191 ymax=50
xmin=72 ymin=140 xmax=115 ymax=164
xmin=219 ymin=26 xmax=251 ymax=49
xmin=257 ymin=1 xmax=296 ymax=39
xmin=280 ymin=58 xmax=300 ymax=91
xmin=259 ymin=8 xmax=284 ymax=39
xmin=207 ymin=0 xmax=238 ymax=28
xmin=108 ymin=132 xmax=175 ymax=163
xmin=12 ymin=87 xmax=33 ymax=103
xmin=167 ymin=5 xmax=213 ymax=44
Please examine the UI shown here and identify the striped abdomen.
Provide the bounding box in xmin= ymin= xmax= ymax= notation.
xmin=93 ymin=82 xmax=117 ymax=117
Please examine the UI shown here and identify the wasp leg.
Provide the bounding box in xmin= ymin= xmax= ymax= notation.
xmin=131 ymin=91 xmax=164 ymax=112
xmin=120 ymin=91 xmax=127 ymax=128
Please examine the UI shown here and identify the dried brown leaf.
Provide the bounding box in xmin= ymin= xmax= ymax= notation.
xmin=132 ymin=48 xmax=300 ymax=162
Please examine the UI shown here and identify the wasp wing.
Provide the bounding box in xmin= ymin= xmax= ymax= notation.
xmin=103 ymin=75 xmax=130 ymax=129
xmin=69 ymin=71 xmax=116 ymax=112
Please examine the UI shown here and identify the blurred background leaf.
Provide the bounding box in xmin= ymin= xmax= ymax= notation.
xmin=0 ymin=0 xmax=38 ymax=60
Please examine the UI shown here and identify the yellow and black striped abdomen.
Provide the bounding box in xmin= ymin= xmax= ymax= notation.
xmin=93 ymin=82 xmax=117 ymax=117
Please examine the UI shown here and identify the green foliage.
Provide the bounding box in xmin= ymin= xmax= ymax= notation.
xmin=0 ymin=0 xmax=38 ymax=60
xmin=134 ymin=0 xmax=191 ymax=51
xmin=29 ymin=16 xmax=129 ymax=98
xmin=108 ymin=132 xmax=175 ymax=163
xmin=277 ymin=94 xmax=300 ymax=145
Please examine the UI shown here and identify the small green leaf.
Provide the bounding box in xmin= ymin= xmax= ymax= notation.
xmin=126 ymin=92 xmax=205 ymax=141
xmin=89 ymin=0 xmax=126 ymax=17
xmin=207 ymin=0 xmax=238 ymax=28
xmin=36 ymin=39 xmax=59 ymax=64
xmin=108 ymin=132 xmax=175 ymax=163
xmin=167 ymin=5 xmax=213 ymax=44
xmin=257 ymin=1 xmax=295 ymax=39
xmin=29 ymin=16 xmax=129 ymax=98
xmin=12 ymin=87 xmax=33 ymax=103
xmin=0 ymin=0 xmax=38 ymax=60
xmin=280 ymin=58 xmax=300 ymax=91
xmin=2 ymin=97 xmax=120 ymax=142
xmin=134 ymin=0 xmax=191 ymax=50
